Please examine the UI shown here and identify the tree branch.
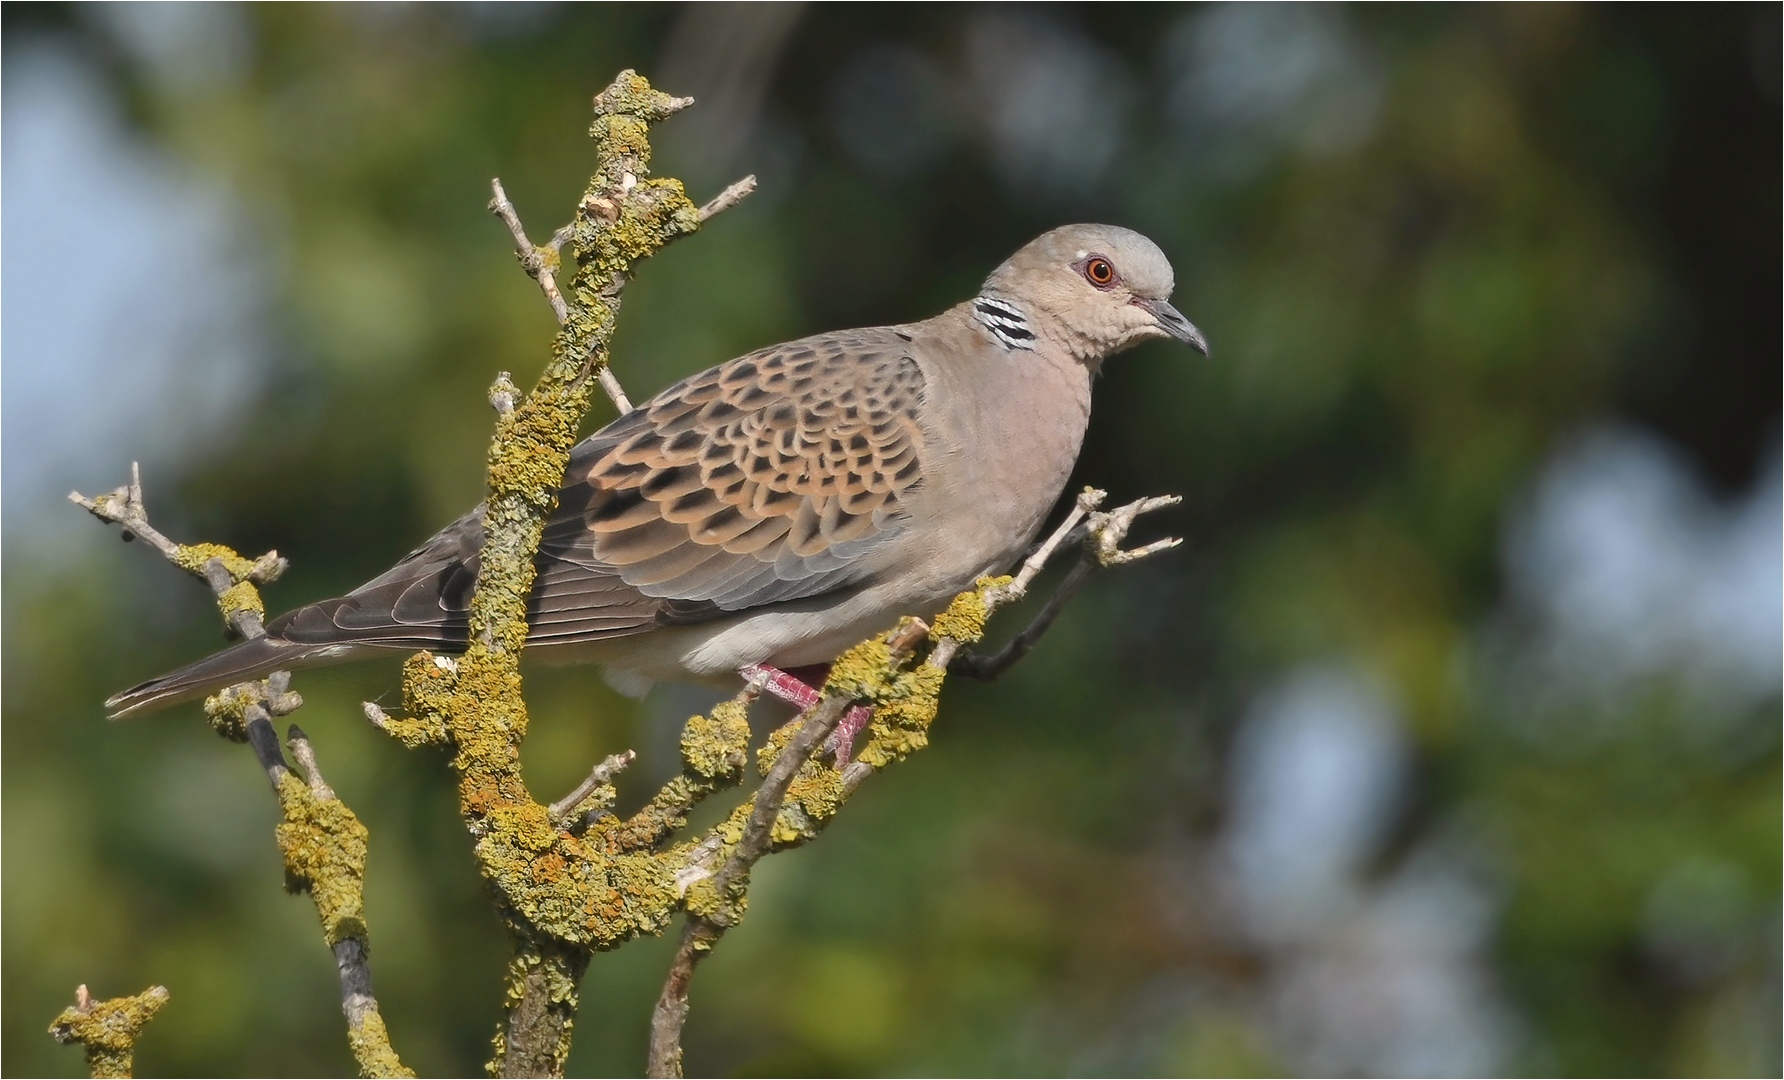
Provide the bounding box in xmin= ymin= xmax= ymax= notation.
xmin=948 ymin=489 xmax=1183 ymax=680
xmin=68 ymin=469 xmax=411 ymax=1077
xmin=697 ymin=174 xmax=757 ymax=222
xmin=489 ymin=167 xmax=752 ymax=420
xmin=285 ymin=726 xmax=414 ymax=1078
xmin=49 ymin=983 xmax=170 ymax=1080
xmin=645 ymin=490 xmax=1180 ymax=1076
xmin=72 ymin=461 xmax=286 ymax=640
xmin=947 ymin=558 xmax=1096 ymax=680
xmin=387 ymin=69 xmax=722 ymax=1078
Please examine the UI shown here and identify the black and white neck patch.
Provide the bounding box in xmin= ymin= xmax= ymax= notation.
xmin=973 ymin=296 xmax=1037 ymax=352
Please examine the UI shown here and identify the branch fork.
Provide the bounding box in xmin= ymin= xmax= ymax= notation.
xmin=67 ymin=464 xmax=409 ymax=1078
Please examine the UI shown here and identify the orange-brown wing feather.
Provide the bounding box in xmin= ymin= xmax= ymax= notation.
xmin=270 ymin=329 xmax=928 ymax=651
xmin=534 ymin=330 xmax=928 ymax=636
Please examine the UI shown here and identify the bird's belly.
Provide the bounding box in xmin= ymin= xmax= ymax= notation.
xmin=562 ymin=567 xmax=970 ymax=688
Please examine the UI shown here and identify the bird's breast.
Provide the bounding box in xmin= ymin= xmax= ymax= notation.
xmin=905 ymin=348 xmax=1093 ymax=591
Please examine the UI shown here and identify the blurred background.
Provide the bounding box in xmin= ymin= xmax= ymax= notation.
xmin=4 ymin=4 xmax=1778 ymax=1076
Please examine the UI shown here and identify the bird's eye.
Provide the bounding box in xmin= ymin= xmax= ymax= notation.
xmin=1084 ymin=257 xmax=1115 ymax=287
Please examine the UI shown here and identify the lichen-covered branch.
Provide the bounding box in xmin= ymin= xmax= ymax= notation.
xmin=69 ymin=470 xmax=410 ymax=1078
xmin=49 ymin=984 xmax=169 ymax=1079
xmin=72 ymin=462 xmax=287 ymax=639
xmin=375 ymin=70 xmax=745 ymax=1078
xmin=280 ymin=726 xmax=415 ymax=1079
xmin=644 ymin=488 xmax=1180 ymax=1077
xmin=488 ymin=151 xmax=752 ymax=419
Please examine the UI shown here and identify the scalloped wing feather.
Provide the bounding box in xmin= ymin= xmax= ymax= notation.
xmin=264 ymin=329 xmax=928 ymax=651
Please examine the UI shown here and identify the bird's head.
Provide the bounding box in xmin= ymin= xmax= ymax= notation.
xmin=980 ymin=224 xmax=1208 ymax=365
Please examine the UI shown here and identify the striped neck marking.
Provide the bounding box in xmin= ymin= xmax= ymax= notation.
xmin=973 ymin=296 xmax=1037 ymax=352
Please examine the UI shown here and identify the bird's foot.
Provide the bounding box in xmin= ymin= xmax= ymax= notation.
xmin=738 ymin=663 xmax=874 ymax=766
xmin=826 ymin=703 xmax=875 ymax=766
xmin=740 ymin=662 xmax=824 ymax=711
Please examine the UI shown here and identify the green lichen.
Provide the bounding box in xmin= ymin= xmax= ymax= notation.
xmin=274 ymin=772 xmax=370 ymax=946
xmin=49 ymin=984 xmax=169 ymax=1079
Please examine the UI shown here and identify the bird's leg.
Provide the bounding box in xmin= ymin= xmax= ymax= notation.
xmin=826 ymin=704 xmax=875 ymax=765
xmin=739 ymin=663 xmax=823 ymax=711
xmin=737 ymin=663 xmax=874 ymax=766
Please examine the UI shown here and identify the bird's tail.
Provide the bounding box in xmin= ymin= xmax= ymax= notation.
xmin=105 ymin=637 xmax=341 ymax=720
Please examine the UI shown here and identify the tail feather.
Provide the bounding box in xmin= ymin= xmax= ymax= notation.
xmin=105 ymin=637 xmax=348 ymax=720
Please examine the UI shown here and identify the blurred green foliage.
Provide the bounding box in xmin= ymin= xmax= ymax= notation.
xmin=4 ymin=5 xmax=1777 ymax=1077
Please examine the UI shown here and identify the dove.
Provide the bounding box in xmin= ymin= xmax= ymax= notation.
xmin=105 ymin=224 xmax=1207 ymax=758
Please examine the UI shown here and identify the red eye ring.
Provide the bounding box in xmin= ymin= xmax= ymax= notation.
xmin=1084 ymin=257 xmax=1115 ymax=287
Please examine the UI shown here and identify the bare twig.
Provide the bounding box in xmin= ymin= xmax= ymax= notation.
xmin=70 ymin=462 xmax=181 ymax=561
xmin=941 ymin=488 xmax=1181 ymax=674
xmin=548 ymin=749 xmax=636 ymax=826
xmin=948 ymin=558 xmax=1097 ymax=680
xmin=489 ymin=176 xmax=635 ymax=414
xmin=72 ymin=462 xmax=286 ymax=640
xmin=49 ymin=983 xmax=169 ymax=1079
xmin=950 ymin=490 xmax=1181 ymax=680
xmin=697 ymin=174 xmax=757 ymax=221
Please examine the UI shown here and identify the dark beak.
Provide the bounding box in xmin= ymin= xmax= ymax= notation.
xmin=1135 ymin=297 xmax=1209 ymax=355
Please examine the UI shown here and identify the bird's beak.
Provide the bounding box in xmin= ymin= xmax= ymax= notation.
xmin=1135 ymin=297 xmax=1209 ymax=355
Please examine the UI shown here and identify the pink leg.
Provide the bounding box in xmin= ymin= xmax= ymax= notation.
xmin=827 ymin=704 xmax=875 ymax=765
xmin=737 ymin=664 xmax=875 ymax=765
xmin=739 ymin=663 xmax=821 ymax=711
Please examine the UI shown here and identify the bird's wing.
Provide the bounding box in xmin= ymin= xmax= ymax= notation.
xmin=534 ymin=328 xmax=929 ymax=639
xmin=267 ymin=328 xmax=929 ymax=650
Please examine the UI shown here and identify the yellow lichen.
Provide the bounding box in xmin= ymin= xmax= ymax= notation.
xmin=49 ymin=984 xmax=169 ymax=1079
xmin=375 ymin=712 xmax=449 ymax=749
xmin=216 ymin=580 xmax=265 ymax=623
xmin=780 ymin=764 xmax=847 ymax=835
xmin=345 ymin=1007 xmax=415 ymax=1079
xmin=930 ymin=577 xmax=1009 ymax=644
xmin=754 ymin=720 xmax=801 ymax=777
xmin=202 ymin=684 xmax=255 ymax=743
xmin=682 ymin=871 xmax=747 ymax=925
xmin=825 ymin=639 xmax=897 ymax=702
xmin=680 ymin=699 xmax=751 ymax=781
xmin=855 ymin=661 xmax=947 ymax=769
xmin=274 ymin=773 xmax=370 ymax=946
xmin=487 ymin=803 xmax=558 ymax=853
xmin=171 ymin=542 xmax=257 ymax=580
